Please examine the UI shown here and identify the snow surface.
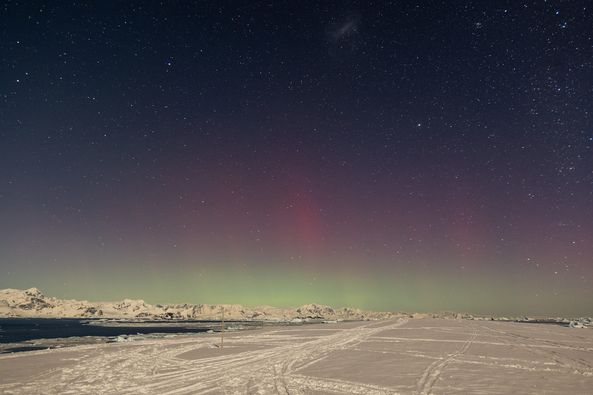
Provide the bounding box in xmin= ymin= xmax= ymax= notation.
xmin=0 ymin=318 xmax=592 ymax=394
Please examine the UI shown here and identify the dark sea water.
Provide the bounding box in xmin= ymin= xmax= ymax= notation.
xmin=0 ymin=318 xmax=260 ymax=353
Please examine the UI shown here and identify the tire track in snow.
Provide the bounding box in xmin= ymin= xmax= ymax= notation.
xmin=146 ymin=319 xmax=408 ymax=394
xmin=478 ymin=324 xmax=593 ymax=377
xmin=416 ymin=327 xmax=478 ymax=395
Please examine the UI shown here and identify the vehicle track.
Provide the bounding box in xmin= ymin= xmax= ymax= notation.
xmin=145 ymin=319 xmax=409 ymax=394
xmin=415 ymin=327 xmax=478 ymax=395
xmin=478 ymin=324 xmax=593 ymax=377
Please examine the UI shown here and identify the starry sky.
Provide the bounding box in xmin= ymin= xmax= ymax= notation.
xmin=1 ymin=1 xmax=592 ymax=316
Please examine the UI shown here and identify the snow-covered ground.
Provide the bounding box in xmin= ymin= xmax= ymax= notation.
xmin=1 ymin=318 xmax=592 ymax=394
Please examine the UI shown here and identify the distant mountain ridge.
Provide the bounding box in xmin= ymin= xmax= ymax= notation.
xmin=2 ymin=288 xmax=591 ymax=327
xmin=0 ymin=287 xmax=400 ymax=321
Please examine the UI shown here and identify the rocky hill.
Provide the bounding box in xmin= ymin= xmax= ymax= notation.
xmin=0 ymin=288 xmax=399 ymax=321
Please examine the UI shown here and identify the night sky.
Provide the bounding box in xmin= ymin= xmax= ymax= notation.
xmin=1 ymin=1 xmax=592 ymax=315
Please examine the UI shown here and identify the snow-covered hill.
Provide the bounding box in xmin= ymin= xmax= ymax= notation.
xmin=0 ymin=287 xmax=398 ymax=321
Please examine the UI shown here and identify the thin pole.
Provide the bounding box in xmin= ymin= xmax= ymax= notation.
xmin=221 ymin=307 xmax=224 ymax=349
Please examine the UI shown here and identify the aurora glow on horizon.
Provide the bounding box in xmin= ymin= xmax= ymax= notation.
xmin=1 ymin=1 xmax=592 ymax=316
